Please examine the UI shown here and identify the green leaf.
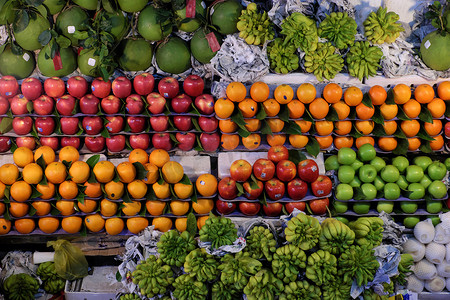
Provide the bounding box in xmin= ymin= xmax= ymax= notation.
xmin=179 ymin=174 xmax=192 ymax=185
xmin=0 ymin=1 xmax=14 ymax=24
xmin=260 ymin=192 xmax=267 ymax=207
xmin=31 ymin=185 xmax=43 ymax=199
xmin=115 ymin=271 xmax=122 ymax=282
xmin=29 ymin=205 xmax=36 ymax=216
xmin=237 ymin=128 xmax=251 ymax=138
xmin=192 ymin=117 xmax=201 ymax=131
xmin=0 ymin=117 xmax=13 ymax=134
xmin=325 ymin=105 xmax=339 ymax=122
xmin=86 ymin=155 xmax=100 ymax=168
xmin=0 ymin=44 xmax=6 ymax=56
xmin=236 ymin=182 xmax=244 ymax=197
xmin=305 ymin=137 xmax=320 ymax=157
xmin=419 ymin=141 xmax=433 ymax=153
xmin=385 ymin=89 xmax=395 ymax=105
xmin=38 ymin=29 xmax=52 ymax=46
xmin=392 ymin=138 xmax=408 ymax=155
xmin=73 ymin=30 xmax=89 ymax=40
xmin=231 ymin=109 xmax=248 ymax=132
xmin=261 ymin=120 xmax=273 ymax=136
xmin=418 ymin=105 xmax=433 ymax=123
xmin=288 ymin=150 xmax=307 ymax=164
xmin=10 ymin=42 xmax=23 ymax=56
xmin=186 ymin=212 xmax=197 ymax=235
xmin=361 ymin=93 xmax=373 ymax=108
xmin=191 ymin=186 xmax=197 ymax=203
xmin=122 ymin=189 xmax=131 ymax=203
xmin=133 ymin=162 xmax=148 ymax=180
xmin=396 ymin=106 xmax=410 ymax=121
xmin=100 ymin=127 xmax=111 ymax=138
xmin=14 ymin=10 xmax=30 ymax=33
xmin=283 ymin=121 xmax=303 ymax=135
xmin=393 ymin=128 xmax=407 ymax=139
xmin=56 ymin=35 xmax=71 ymax=48
xmin=36 ymin=3 xmax=47 ymax=18
xmin=278 ymin=105 xmax=290 ymax=122
xmin=372 ymin=106 xmax=385 ymax=125
xmin=353 ymin=187 xmax=364 ymax=201
xmin=256 ymin=103 xmax=267 ymax=120
xmin=372 ymin=124 xmax=387 ymax=137
xmin=302 ymin=107 xmax=315 ymax=123
xmin=102 ymin=0 xmax=118 ymax=13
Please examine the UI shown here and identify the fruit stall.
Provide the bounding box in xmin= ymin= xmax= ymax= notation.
xmin=0 ymin=0 xmax=449 ymax=299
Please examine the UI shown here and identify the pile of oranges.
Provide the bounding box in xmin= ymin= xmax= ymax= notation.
xmin=0 ymin=146 xmax=218 ymax=236
xmin=216 ymin=80 xmax=450 ymax=153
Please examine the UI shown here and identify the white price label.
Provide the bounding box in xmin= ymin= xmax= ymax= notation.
xmin=88 ymin=58 xmax=96 ymax=66
xmin=424 ymin=40 xmax=431 ymax=49
xmin=22 ymin=53 xmax=30 ymax=61
xmin=67 ymin=26 xmax=76 ymax=34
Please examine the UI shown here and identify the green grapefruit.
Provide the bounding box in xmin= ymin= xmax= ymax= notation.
xmin=72 ymin=0 xmax=98 ymax=10
xmin=56 ymin=6 xmax=90 ymax=46
xmin=0 ymin=0 xmax=14 ymax=25
xmin=190 ymin=29 xmax=221 ymax=64
xmin=155 ymin=37 xmax=191 ymax=74
xmin=13 ymin=13 xmax=50 ymax=51
xmin=77 ymin=48 xmax=100 ymax=77
xmin=0 ymin=45 xmax=35 ymax=79
xmin=118 ymin=0 xmax=147 ymax=13
xmin=138 ymin=5 xmax=172 ymax=42
xmin=101 ymin=12 xmax=129 ymax=42
xmin=174 ymin=0 xmax=206 ymax=32
xmin=38 ymin=45 xmax=77 ymax=77
xmin=210 ymin=0 xmax=242 ymax=35
xmin=117 ymin=39 xmax=153 ymax=71
xmin=42 ymin=0 xmax=67 ymax=15
xmin=420 ymin=30 xmax=450 ymax=71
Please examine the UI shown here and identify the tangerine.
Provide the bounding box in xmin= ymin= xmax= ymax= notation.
xmin=61 ymin=216 xmax=82 ymax=234
xmin=382 ymin=120 xmax=398 ymax=135
xmin=378 ymin=137 xmax=398 ymax=151
xmin=380 ymin=103 xmax=398 ymax=120
xmin=93 ymin=161 xmax=115 ymax=183
xmin=143 ymin=162 xmax=159 ymax=185
xmin=192 ymin=199 xmax=214 ymax=214
xmin=238 ymin=98 xmax=258 ymax=118
xmin=429 ymin=135 xmax=444 ymax=150
xmin=266 ymin=118 xmax=285 ymax=133
xmin=262 ymin=99 xmax=280 ymax=117
xmin=242 ymin=133 xmax=261 ymax=150
xmin=355 ymin=103 xmax=375 ymax=120
xmin=146 ymin=200 xmax=166 ymax=216
xmin=34 ymin=146 xmax=55 ymax=165
xmin=309 ymin=98 xmax=329 ymax=119
xmin=162 ymin=161 xmax=184 ymax=184
xmin=315 ymin=135 xmax=333 ymax=149
xmin=296 ymin=83 xmax=316 ymax=104
xmin=100 ymin=199 xmax=118 ymax=217
xmin=334 ymin=136 xmax=354 ymax=149
xmin=0 ymin=202 xmax=4 ymax=215
xmin=250 ymin=81 xmax=270 ymax=102
xmin=221 ymin=134 xmax=240 ymax=150
xmin=36 ymin=182 xmax=55 ymax=199
xmin=402 ymin=99 xmax=421 ymax=118
xmin=9 ymin=202 xmax=29 ymax=217
xmin=0 ymin=164 xmax=19 ymax=185
xmin=294 ymin=120 xmax=312 ymax=133
xmin=244 ymin=118 xmax=261 ymax=132
xmin=122 ymin=201 xmax=142 ymax=216
xmin=288 ymin=135 xmax=308 ymax=148
xmin=13 ymin=147 xmax=34 ymax=167
xmin=407 ymin=138 xmax=421 ymax=151
xmin=315 ymin=120 xmax=334 ymax=136
xmin=117 ymin=161 xmax=136 ymax=183
xmin=400 ymin=120 xmax=420 ymax=137
xmin=153 ymin=181 xmax=171 ymax=199
xmin=437 ymin=81 xmax=450 ymax=100
xmin=266 ymin=134 xmax=286 ymax=147
xmin=77 ymin=199 xmax=98 ymax=213
xmin=59 ymin=180 xmax=79 ymax=199
xmin=323 ymin=83 xmax=342 ymax=104
xmin=427 ymin=98 xmax=445 ymax=118
xmin=105 ymin=181 xmax=124 ymax=200
xmin=152 ymin=217 xmax=172 ymax=232
xmin=149 ymin=149 xmax=170 ymax=168
xmin=355 ymin=120 xmax=375 ymax=135
xmin=274 ymin=84 xmax=294 ymax=104
xmin=69 ymin=161 xmax=90 ymax=184
xmin=10 ymin=181 xmax=32 ymax=202
xmin=287 ymin=99 xmax=305 ymax=119
xmin=393 ymin=84 xmax=411 ymax=104
xmin=84 ymin=181 xmax=102 ymax=198
xmin=14 ymin=218 xmax=35 ymax=234
xmin=219 ymin=119 xmax=238 ymax=133
xmin=355 ymin=136 xmax=375 ymax=148
xmin=343 ymin=86 xmax=363 ymax=106
xmin=197 ymin=216 xmax=208 ymax=230
xmin=22 ymin=163 xmax=43 ymax=184
xmin=214 ymin=98 xmax=235 ymax=119
xmin=369 ymin=85 xmax=387 ymax=105
xmin=128 ymin=180 xmax=148 ymax=199
xmin=85 ymin=213 xmax=105 ymax=232
xmin=38 ymin=217 xmax=59 ymax=234
xmin=173 ymin=181 xmax=193 ymax=199
xmin=226 ymin=82 xmax=247 ymax=102
xmin=0 ymin=218 xmax=11 ymax=234
xmin=45 ymin=162 xmax=67 ymax=184
xmin=129 ymin=149 xmax=149 ymax=164
xmin=196 ymin=174 xmax=218 ymax=197
xmin=414 ymin=84 xmax=435 ymax=104
xmin=332 ymin=101 xmax=350 ymax=120
xmin=127 ymin=217 xmax=149 ymax=234
xmin=175 ymin=218 xmax=187 ymax=232
xmin=334 ymin=121 xmax=352 ymax=135
xmin=59 ymin=146 xmax=79 ymax=163
xmin=424 ymin=119 xmax=442 ymax=136
xmin=170 ymin=200 xmax=190 ymax=216
xmin=105 ymin=217 xmax=125 ymax=235
xmin=56 ymin=200 xmax=75 ymax=216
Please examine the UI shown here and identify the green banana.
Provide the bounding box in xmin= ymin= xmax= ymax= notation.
xmin=304 ymin=42 xmax=344 ymax=81
xmin=184 ymin=248 xmax=219 ymax=282
xmin=305 ymin=250 xmax=338 ymax=286
xmin=211 ymin=281 xmax=241 ymax=300
xmin=3 ymin=273 xmax=39 ymax=300
xmin=318 ymin=12 xmax=357 ymax=49
xmin=285 ymin=213 xmax=321 ymax=250
xmin=272 ymin=244 xmax=306 ymax=283
xmin=363 ymin=7 xmax=404 ymax=44
xmin=199 ymin=214 xmax=237 ymax=249
xmin=238 ymin=3 xmax=275 ymax=46
xmin=157 ymin=230 xmax=197 ymax=267
xmin=119 ymin=294 xmax=141 ymax=300
xmin=319 ymin=218 xmax=355 ymax=255
xmin=131 ymin=256 xmax=174 ymax=298
xmin=347 ymin=41 xmax=383 ymax=81
xmin=280 ymin=12 xmax=318 ymax=52
xmin=244 ymin=226 xmax=277 ymax=261
xmin=338 ymin=244 xmax=380 ymax=287
xmin=322 ymin=275 xmax=352 ymax=300
xmin=243 ymin=269 xmax=284 ymax=300
xmin=267 ymin=38 xmax=299 ymax=74
xmin=218 ymin=251 xmax=262 ymax=291
xmin=172 ymin=274 xmax=208 ymax=300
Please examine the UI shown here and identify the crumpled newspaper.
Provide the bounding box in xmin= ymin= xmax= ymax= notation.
xmin=0 ymin=251 xmax=38 ymax=281
xmin=197 ymin=236 xmax=246 ymax=257
xmin=0 ymin=25 xmax=7 ymax=46
xmin=379 ymin=211 xmax=408 ymax=249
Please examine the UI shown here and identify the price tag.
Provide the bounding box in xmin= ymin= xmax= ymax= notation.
xmin=186 ymin=0 xmax=196 ymax=18
xmin=53 ymin=51 xmax=63 ymax=71
xmin=206 ymin=32 xmax=221 ymax=52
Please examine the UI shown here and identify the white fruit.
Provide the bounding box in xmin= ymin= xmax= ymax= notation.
xmin=406 ymin=275 xmax=424 ymax=293
xmin=424 ymin=276 xmax=445 ymax=293
xmin=433 ymin=223 xmax=450 ymax=244
xmin=446 ymin=243 xmax=450 ymax=263
xmin=403 ymin=238 xmax=426 ymax=262
xmin=414 ymin=219 xmax=435 ymax=244
xmin=425 ymin=242 xmax=446 ymax=264
xmin=436 ymin=261 xmax=450 ymax=277
xmin=414 ymin=260 xmax=437 ymax=280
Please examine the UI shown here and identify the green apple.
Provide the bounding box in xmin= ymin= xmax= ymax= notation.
xmin=427 ymin=216 xmax=440 ymax=226
xmin=361 ymin=183 xmax=377 ymax=200
xmin=377 ymin=201 xmax=394 ymax=213
xmin=444 ymin=157 xmax=450 ymax=171
xmin=325 ymin=155 xmax=339 ymax=171
xmin=359 ymin=165 xmax=377 ymax=183
xmin=420 ymin=174 xmax=432 ymax=189
xmin=400 ymin=201 xmax=418 ymax=213
xmin=358 ymin=144 xmax=376 ymax=162
xmin=353 ymin=202 xmax=371 ymax=214
xmin=408 ymin=183 xmax=425 ymax=200
xmin=349 ymin=177 xmax=361 ymax=188
xmin=384 ymin=183 xmax=400 ymax=200
xmin=396 ymin=175 xmax=409 ymax=190
xmin=392 ymin=156 xmax=409 ymax=173
xmin=351 ymin=159 xmax=364 ymax=171
xmin=380 ymin=165 xmax=400 ymax=183
xmin=427 ymin=161 xmax=447 ymax=180
xmin=414 ymin=156 xmax=433 ymax=171
xmin=335 ymin=183 xmax=354 ymax=201
xmin=403 ymin=216 xmax=420 ymax=228
xmin=334 ymin=201 xmax=348 ymax=213
xmin=426 ymin=200 xmax=443 ymax=213
xmin=428 ymin=180 xmax=447 ymax=199
xmin=334 ymin=216 xmax=349 ymax=225
xmin=374 ymin=176 xmax=385 ymax=191
xmin=370 ymin=157 xmax=386 ymax=172
xmin=405 ymin=165 xmax=424 ymax=183
xmin=338 ymin=165 xmax=355 ymax=184
xmin=337 ymin=147 xmax=356 ymax=165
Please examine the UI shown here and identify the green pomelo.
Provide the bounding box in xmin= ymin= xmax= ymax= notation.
xmin=138 ymin=5 xmax=172 ymax=41
xmin=420 ymin=31 xmax=450 ymax=71
xmin=190 ymin=29 xmax=221 ymax=64
xmin=0 ymin=45 xmax=35 ymax=79
xmin=42 ymin=0 xmax=67 ymax=15
xmin=77 ymin=48 xmax=100 ymax=77
xmin=72 ymin=0 xmax=98 ymax=10
xmin=102 ymin=12 xmax=129 ymax=41
xmin=174 ymin=0 xmax=206 ymax=32
xmin=444 ymin=6 xmax=450 ymax=32
xmin=117 ymin=39 xmax=153 ymax=71
xmin=0 ymin=0 xmax=15 ymax=25
xmin=56 ymin=6 xmax=90 ymax=46
xmin=38 ymin=45 xmax=77 ymax=77
xmin=156 ymin=37 xmax=191 ymax=74
xmin=118 ymin=0 xmax=147 ymax=13
xmin=13 ymin=13 xmax=50 ymax=51
xmin=210 ymin=0 xmax=242 ymax=35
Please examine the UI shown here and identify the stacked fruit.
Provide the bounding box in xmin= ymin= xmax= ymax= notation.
xmin=217 ymin=145 xmax=331 ymax=217
xmin=2 ymin=273 xmax=40 ymax=300
xmin=0 ymin=74 xmax=220 ymax=153
xmin=36 ymin=261 xmax=65 ymax=294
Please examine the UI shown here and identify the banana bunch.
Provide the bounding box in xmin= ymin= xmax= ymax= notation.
xmin=285 ymin=213 xmax=321 ymax=250
xmin=43 ymin=280 xmax=65 ymax=295
xmin=237 ymin=2 xmax=275 ymax=46
xmin=362 ymin=289 xmax=389 ymax=300
xmin=319 ymin=218 xmax=355 ymax=255
xmin=131 ymin=256 xmax=174 ymax=298
xmin=157 ymin=230 xmax=197 ymax=267
xmin=304 ymin=42 xmax=344 ymax=81
xmin=211 ymin=281 xmax=241 ymax=300
xmin=280 ymin=12 xmax=318 ymax=52
xmin=279 ymin=280 xmax=321 ymax=300
xmin=349 ymin=217 xmax=384 ymax=248
xmin=318 ymin=12 xmax=357 ymax=49
xmin=218 ymin=252 xmax=262 ymax=290
xmin=267 ymin=38 xmax=299 ymax=74
xmin=322 ymin=276 xmax=352 ymax=300
xmin=244 ymin=226 xmax=277 ymax=261
xmin=347 ymin=41 xmax=383 ymax=81
xmin=172 ymin=274 xmax=208 ymax=300
xmin=305 ymin=250 xmax=338 ymax=286
xmin=272 ymin=244 xmax=307 ymax=283
xmin=363 ymin=7 xmax=404 ymax=44
xmin=199 ymin=214 xmax=237 ymax=249
xmin=243 ymin=269 xmax=284 ymax=300
xmin=3 ymin=273 xmax=39 ymax=300
xmin=338 ymin=245 xmax=380 ymax=287
xmin=119 ymin=294 xmax=141 ymax=300
xmin=37 ymin=262 xmax=65 ymax=294
xmin=184 ymin=248 xmax=219 ymax=282
xmin=394 ymin=253 xmax=414 ymax=285
xmin=381 ymin=281 xmax=394 ymax=296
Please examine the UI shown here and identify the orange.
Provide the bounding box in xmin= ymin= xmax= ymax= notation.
xmin=9 ymin=202 xmax=29 ymax=217
xmin=11 ymin=181 xmax=32 ymax=202
xmin=250 ymin=81 xmax=270 ymax=102
xmin=334 ymin=136 xmax=354 ymax=149
xmin=323 ymin=83 xmax=342 ymax=104
xmin=315 ymin=120 xmax=334 ymax=136
xmin=197 ymin=216 xmax=209 ymax=230
xmin=0 ymin=218 xmax=11 ymax=234
xmin=174 ymin=182 xmax=193 ymax=199
xmin=105 ymin=181 xmax=124 ymax=200
xmin=146 ymin=200 xmax=166 ymax=216
xmin=427 ymin=98 xmax=445 ymax=118
xmin=309 ymin=98 xmax=329 ymax=119
xmin=221 ymin=134 xmax=240 ymax=150
xmin=355 ymin=120 xmax=375 ymax=135
xmin=61 ymin=216 xmax=82 ymax=234
xmin=369 ymin=85 xmax=387 ymax=105
xmin=315 ymin=135 xmax=333 ymax=149
xmin=38 ymin=217 xmax=59 ymax=234
xmin=122 ymin=201 xmax=142 ymax=216
xmin=0 ymin=182 xmax=4 ymax=200
xmin=407 ymin=138 xmax=421 ymax=151
xmin=105 ymin=218 xmax=125 ymax=235
xmin=239 ymin=98 xmax=258 ymax=118
xmin=77 ymin=199 xmax=98 ymax=213
xmin=22 ymin=163 xmax=43 ymax=184
xmin=34 ymin=146 xmax=55 ymax=165
xmin=117 ymin=161 xmax=136 ymax=183
xmin=59 ymin=146 xmax=79 ymax=163
xmin=226 ymin=82 xmax=247 ymax=102
xmin=244 ymin=118 xmax=261 ymax=132
xmin=59 ymin=180 xmax=79 ymax=199
xmin=414 ymin=84 xmax=434 ymax=104
xmin=400 ymin=120 xmax=420 ymax=137
xmin=143 ymin=162 xmax=159 ymax=185
xmin=153 ymin=181 xmax=171 ymax=199
xmin=429 ymin=135 xmax=444 ymax=150
xmin=437 ymin=81 xmax=450 ymax=100
xmin=100 ymin=199 xmax=118 ymax=217
xmin=242 ymin=133 xmax=261 ymax=150
xmin=380 ymin=103 xmax=398 ymax=120
xmin=0 ymin=202 xmax=5 ymax=215
xmin=267 ymin=134 xmax=286 ymax=147
xmin=192 ymin=199 xmax=214 ymax=214
xmin=13 ymin=147 xmax=34 ymax=167
xmin=383 ymin=120 xmax=398 ymax=135
xmin=128 ymin=180 xmax=148 ymax=199
xmin=403 ymin=99 xmax=421 ymax=118
xmin=214 ymin=98 xmax=235 ymax=119
xmin=343 ymin=86 xmax=363 ymax=106
xmin=152 ymin=217 xmax=172 ymax=232
xmin=0 ymin=164 xmax=19 ymax=185
xmin=196 ymin=174 xmax=218 ymax=197
xmin=274 ymin=84 xmax=294 ymax=104
xmin=356 ymin=103 xmax=375 ymax=120
xmin=296 ymin=83 xmax=316 ymax=104
xmin=14 ymin=218 xmax=35 ymax=234
xmin=85 ymin=213 xmax=105 ymax=232
xmin=332 ymin=101 xmax=350 ymax=120
xmin=295 ymin=120 xmax=312 ymax=133
xmin=424 ymin=119 xmax=442 ymax=136
xmin=266 ymin=118 xmax=285 ymax=133
xmin=127 ymin=217 xmax=149 ymax=234
xmin=36 ymin=182 xmax=55 ymax=200
xmin=45 ymin=162 xmax=67 ymax=184
xmin=289 ymin=135 xmax=308 ymax=148
xmin=129 ymin=149 xmax=149 ymax=164
xmin=219 ymin=119 xmax=238 ymax=133
xmin=378 ymin=137 xmax=398 ymax=151
xmin=170 ymin=200 xmax=190 ymax=216
xmin=355 ymin=136 xmax=375 ymax=149
xmin=149 ymin=149 xmax=170 ymax=168
xmin=393 ymin=84 xmax=411 ymax=104
xmin=334 ymin=121 xmax=352 ymax=135
xmin=262 ymin=99 xmax=280 ymax=117
xmin=162 ymin=161 xmax=184 ymax=184
xmin=287 ymin=100 xmax=305 ymax=119
xmin=84 ymin=181 xmax=102 ymax=198
xmin=69 ymin=161 xmax=90 ymax=184
xmin=93 ymin=161 xmax=115 ymax=183
xmin=56 ymin=200 xmax=75 ymax=216
xmin=175 ymin=218 xmax=187 ymax=232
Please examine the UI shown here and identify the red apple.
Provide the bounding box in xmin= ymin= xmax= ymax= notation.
xmin=101 ymin=95 xmax=121 ymax=114
xmin=268 ymin=145 xmax=289 ymax=163
xmin=445 ymin=121 xmax=450 ymax=138
xmin=0 ymin=136 xmax=12 ymax=152
xmin=262 ymin=202 xmax=283 ymax=217
xmin=239 ymin=202 xmax=260 ymax=216
xmin=82 ymin=116 xmax=103 ymax=135
xmin=129 ymin=133 xmax=150 ymax=150
xmin=21 ymin=77 xmax=42 ymax=100
xmin=218 ymin=177 xmax=238 ymax=200
xmin=199 ymin=132 xmax=220 ymax=152
xmin=126 ymin=94 xmax=144 ymax=114
xmin=79 ymin=94 xmax=100 ymax=114
xmin=16 ymin=136 xmax=36 ymax=150
xmin=311 ymin=175 xmax=332 ymax=197
xmin=106 ymin=134 xmax=126 ymax=152
xmin=176 ymin=132 xmax=196 ymax=151
xmin=133 ymin=72 xmax=155 ymax=95
xmin=12 ymin=116 xmax=33 ymax=135
xmin=152 ymin=133 xmax=172 ymax=151
xmin=44 ymin=77 xmax=65 ymax=98
xmin=146 ymin=92 xmax=166 ymax=114
xmin=194 ymin=94 xmax=215 ymax=115
xmin=106 ymin=116 xmax=124 ymax=133
xmin=285 ymin=202 xmax=306 ymax=214
xmin=56 ymin=95 xmax=76 ymax=116
xmin=229 ymin=159 xmax=252 ymax=182
xmin=67 ymin=76 xmax=88 ymax=98
xmin=309 ymin=198 xmax=330 ymax=215
xmin=61 ymin=137 xmax=81 ymax=149
xmin=84 ymin=136 xmax=105 ymax=152
xmin=287 ymin=179 xmax=308 ymax=200
xmin=276 ymin=160 xmax=297 ymax=182
xmin=198 ymin=116 xmax=218 ymax=132
xmin=243 ymin=180 xmax=264 ymax=200
xmin=60 ymin=117 xmax=80 ymax=135
xmin=216 ymin=199 xmax=236 ymax=215
xmin=10 ymin=94 xmax=30 ymax=115
xmin=253 ymin=158 xmax=275 ymax=182
xmin=298 ymin=159 xmax=319 ymax=183
xmin=0 ymin=96 xmax=9 ymax=114
xmin=91 ymin=77 xmax=111 ymax=98
xmin=158 ymin=77 xmax=179 ymax=99
xmin=112 ymin=76 xmax=132 ymax=98
xmin=33 ymin=95 xmax=54 ymax=115
xmin=39 ymin=137 xmax=59 ymax=150
xmin=265 ymin=179 xmax=285 ymax=200
xmin=35 ymin=117 xmax=55 ymax=135
xmin=173 ymin=115 xmax=192 ymax=131
xmin=127 ymin=116 xmax=146 ymax=133
xmin=171 ymin=94 xmax=192 ymax=113
xmin=0 ymin=76 xmax=19 ymax=98
xmin=183 ymin=75 xmax=204 ymax=97
xmin=150 ymin=116 xmax=169 ymax=132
